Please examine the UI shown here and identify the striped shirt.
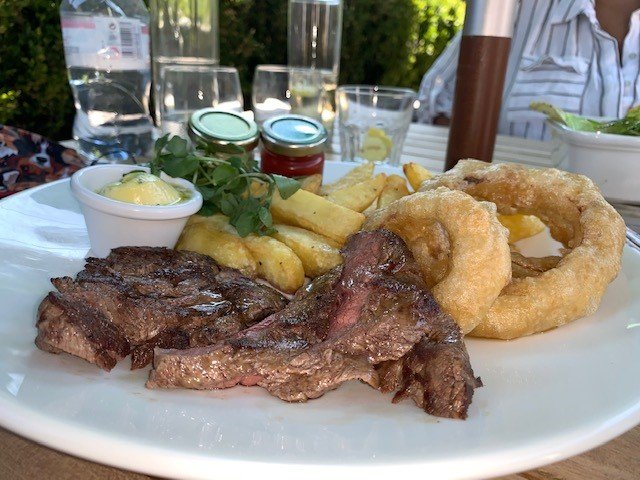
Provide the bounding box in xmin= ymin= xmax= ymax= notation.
xmin=416 ymin=0 xmax=640 ymax=140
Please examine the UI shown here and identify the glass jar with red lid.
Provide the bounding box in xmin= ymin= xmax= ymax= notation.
xmin=260 ymin=115 xmax=327 ymax=178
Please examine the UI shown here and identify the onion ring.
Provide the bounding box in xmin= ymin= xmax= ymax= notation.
xmin=510 ymin=251 xmax=561 ymax=279
xmin=420 ymin=160 xmax=626 ymax=339
xmin=363 ymin=187 xmax=512 ymax=334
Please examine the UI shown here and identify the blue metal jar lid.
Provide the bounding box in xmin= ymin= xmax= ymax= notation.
xmin=189 ymin=108 xmax=259 ymax=153
xmin=260 ymin=114 xmax=327 ymax=157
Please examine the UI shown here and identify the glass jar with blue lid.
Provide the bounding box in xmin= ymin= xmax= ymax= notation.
xmin=260 ymin=114 xmax=328 ymax=177
xmin=188 ymin=108 xmax=260 ymax=155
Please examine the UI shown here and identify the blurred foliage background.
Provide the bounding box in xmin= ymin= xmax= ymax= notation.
xmin=0 ymin=0 xmax=463 ymax=139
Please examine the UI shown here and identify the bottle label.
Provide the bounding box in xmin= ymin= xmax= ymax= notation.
xmin=61 ymin=16 xmax=150 ymax=71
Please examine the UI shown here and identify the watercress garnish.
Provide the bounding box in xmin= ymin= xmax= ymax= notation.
xmin=149 ymin=135 xmax=300 ymax=237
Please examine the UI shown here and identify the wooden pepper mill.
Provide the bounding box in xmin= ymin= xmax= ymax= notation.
xmin=444 ymin=0 xmax=518 ymax=170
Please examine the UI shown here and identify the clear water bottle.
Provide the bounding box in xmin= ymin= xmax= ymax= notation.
xmin=60 ymin=0 xmax=154 ymax=163
xmin=150 ymin=0 xmax=220 ymax=127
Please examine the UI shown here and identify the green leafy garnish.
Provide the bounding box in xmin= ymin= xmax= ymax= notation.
xmin=149 ymin=134 xmax=301 ymax=237
xmin=531 ymin=102 xmax=640 ymax=136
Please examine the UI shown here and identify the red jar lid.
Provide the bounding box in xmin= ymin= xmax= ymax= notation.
xmin=260 ymin=115 xmax=327 ymax=158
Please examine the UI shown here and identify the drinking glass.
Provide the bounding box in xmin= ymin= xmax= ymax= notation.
xmin=337 ymin=85 xmax=416 ymax=166
xmin=160 ymin=65 xmax=243 ymax=138
xmin=150 ymin=0 xmax=220 ymax=125
xmin=288 ymin=0 xmax=342 ymax=75
xmin=252 ymin=65 xmax=323 ymax=126
xmin=288 ymin=0 xmax=343 ymax=141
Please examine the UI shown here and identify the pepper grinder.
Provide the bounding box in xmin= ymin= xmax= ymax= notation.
xmin=444 ymin=0 xmax=518 ymax=170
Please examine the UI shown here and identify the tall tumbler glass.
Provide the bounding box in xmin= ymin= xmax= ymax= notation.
xmin=160 ymin=66 xmax=243 ymax=138
xmin=288 ymin=0 xmax=343 ymax=143
xmin=150 ymin=0 xmax=220 ymax=127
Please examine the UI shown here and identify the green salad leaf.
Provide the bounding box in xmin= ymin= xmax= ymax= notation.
xmin=530 ymin=102 xmax=600 ymax=132
xmin=531 ymin=102 xmax=640 ymax=136
xmin=149 ymin=134 xmax=301 ymax=237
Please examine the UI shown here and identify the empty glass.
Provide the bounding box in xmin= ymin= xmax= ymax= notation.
xmin=252 ymin=65 xmax=323 ymax=126
xmin=337 ymin=85 xmax=416 ymax=166
xmin=288 ymin=0 xmax=343 ymax=142
xmin=160 ymin=65 xmax=243 ymax=138
xmin=150 ymin=0 xmax=220 ymax=125
xmin=288 ymin=0 xmax=342 ymax=74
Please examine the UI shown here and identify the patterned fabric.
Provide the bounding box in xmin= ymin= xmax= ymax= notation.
xmin=416 ymin=0 xmax=640 ymax=140
xmin=0 ymin=125 xmax=87 ymax=198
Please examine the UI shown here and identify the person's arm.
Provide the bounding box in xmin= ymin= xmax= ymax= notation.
xmin=415 ymin=32 xmax=462 ymax=124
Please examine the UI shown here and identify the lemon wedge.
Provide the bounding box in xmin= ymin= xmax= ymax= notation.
xmin=360 ymin=128 xmax=393 ymax=162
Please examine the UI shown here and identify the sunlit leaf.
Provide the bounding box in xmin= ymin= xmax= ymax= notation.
xmin=273 ymin=174 xmax=301 ymax=199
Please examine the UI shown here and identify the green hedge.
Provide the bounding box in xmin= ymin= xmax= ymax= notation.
xmin=0 ymin=0 xmax=462 ymax=139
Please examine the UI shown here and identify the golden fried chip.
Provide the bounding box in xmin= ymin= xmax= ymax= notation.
xmin=403 ymin=163 xmax=433 ymax=191
xmin=243 ymin=235 xmax=305 ymax=293
xmin=377 ymin=174 xmax=410 ymax=208
xmin=320 ymin=162 xmax=374 ymax=195
xmin=299 ymin=174 xmax=323 ymax=194
xmin=176 ymin=216 xmax=257 ymax=277
xmin=271 ymin=189 xmax=366 ymax=245
xmin=498 ymin=213 xmax=546 ymax=243
xmin=271 ymin=224 xmax=342 ymax=277
xmin=325 ymin=173 xmax=386 ymax=212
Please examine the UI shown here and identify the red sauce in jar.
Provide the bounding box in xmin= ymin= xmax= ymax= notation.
xmin=259 ymin=114 xmax=327 ymax=179
xmin=261 ymin=148 xmax=324 ymax=177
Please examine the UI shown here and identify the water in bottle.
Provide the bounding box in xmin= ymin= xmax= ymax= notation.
xmin=60 ymin=0 xmax=154 ymax=162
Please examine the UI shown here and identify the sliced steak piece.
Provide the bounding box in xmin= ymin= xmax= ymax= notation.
xmin=36 ymin=247 xmax=287 ymax=371
xmin=376 ymin=336 xmax=482 ymax=420
xmin=147 ymin=269 xmax=359 ymax=400
xmin=36 ymin=292 xmax=130 ymax=371
xmin=148 ymin=230 xmax=481 ymax=418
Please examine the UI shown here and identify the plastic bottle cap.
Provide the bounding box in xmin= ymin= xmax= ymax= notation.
xmin=189 ymin=109 xmax=259 ymax=153
xmin=260 ymin=115 xmax=327 ymax=157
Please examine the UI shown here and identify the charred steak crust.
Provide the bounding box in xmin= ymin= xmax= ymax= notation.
xmin=35 ymin=247 xmax=287 ymax=371
xmin=36 ymin=292 xmax=130 ymax=371
xmin=376 ymin=338 xmax=482 ymax=420
xmin=148 ymin=230 xmax=481 ymax=419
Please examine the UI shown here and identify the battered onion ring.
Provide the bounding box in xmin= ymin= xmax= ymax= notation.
xmin=510 ymin=251 xmax=561 ymax=279
xmin=363 ymin=187 xmax=512 ymax=334
xmin=420 ymin=160 xmax=626 ymax=339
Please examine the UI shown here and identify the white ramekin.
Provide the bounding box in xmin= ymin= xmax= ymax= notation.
xmin=70 ymin=164 xmax=203 ymax=257
xmin=549 ymin=122 xmax=640 ymax=204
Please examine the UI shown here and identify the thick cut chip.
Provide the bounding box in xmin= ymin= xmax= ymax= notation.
xmin=403 ymin=163 xmax=434 ymax=191
xmin=177 ymin=216 xmax=258 ymax=277
xmin=497 ymin=213 xmax=546 ymax=243
xmin=377 ymin=174 xmax=410 ymax=208
xmin=299 ymin=174 xmax=323 ymax=194
xmin=271 ymin=189 xmax=366 ymax=245
xmin=271 ymin=224 xmax=342 ymax=278
xmin=320 ymin=162 xmax=374 ymax=195
xmin=325 ymin=173 xmax=387 ymax=212
xmin=243 ymin=235 xmax=305 ymax=294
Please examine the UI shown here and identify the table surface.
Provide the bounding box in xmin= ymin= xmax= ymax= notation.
xmin=6 ymin=124 xmax=639 ymax=479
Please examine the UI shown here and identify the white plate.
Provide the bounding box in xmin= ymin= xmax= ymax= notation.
xmin=1 ymin=161 xmax=639 ymax=480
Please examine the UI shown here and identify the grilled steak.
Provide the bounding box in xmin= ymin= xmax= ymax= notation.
xmin=36 ymin=247 xmax=287 ymax=371
xmin=148 ymin=230 xmax=480 ymax=418
xmin=376 ymin=337 xmax=482 ymax=419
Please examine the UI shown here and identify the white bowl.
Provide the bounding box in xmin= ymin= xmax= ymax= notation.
xmin=549 ymin=122 xmax=640 ymax=204
xmin=70 ymin=164 xmax=203 ymax=257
